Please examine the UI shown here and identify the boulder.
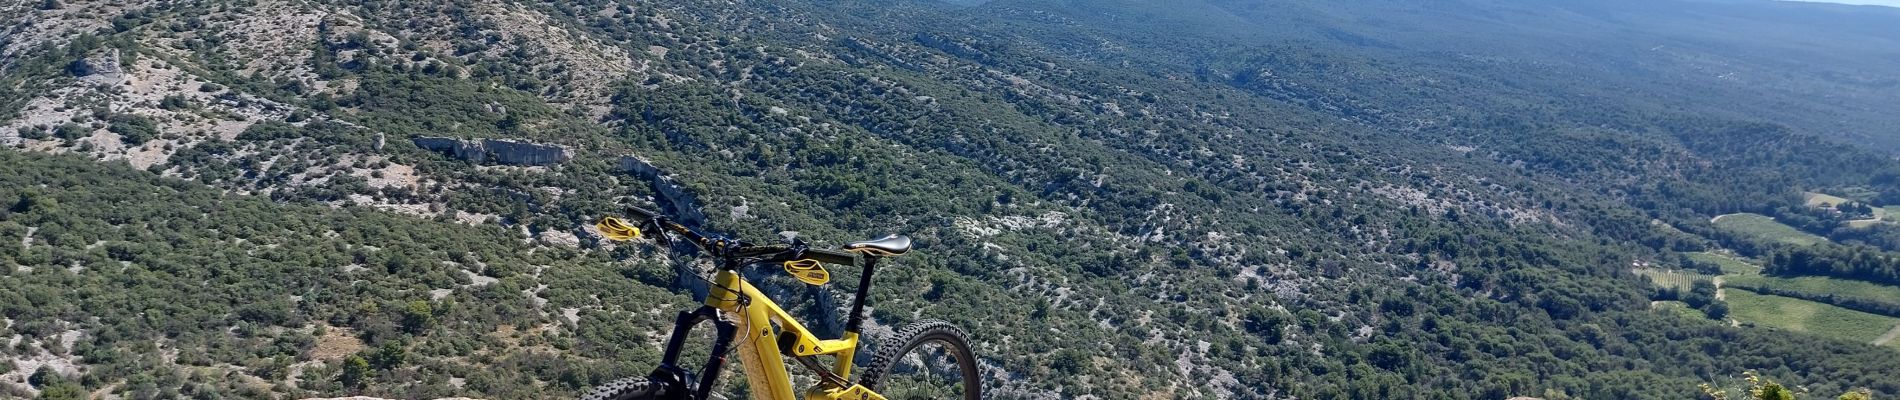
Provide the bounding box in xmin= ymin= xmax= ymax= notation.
xmin=70 ymin=49 xmax=125 ymax=85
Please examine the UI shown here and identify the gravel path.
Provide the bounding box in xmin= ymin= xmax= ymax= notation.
xmin=1873 ymin=323 xmax=1900 ymax=346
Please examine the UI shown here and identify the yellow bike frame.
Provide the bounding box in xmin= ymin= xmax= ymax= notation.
xmin=602 ymin=210 xmax=900 ymax=400
xmin=706 ymin=269 xmax=886 ymax=400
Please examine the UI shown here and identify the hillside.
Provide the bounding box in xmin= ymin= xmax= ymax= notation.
xmin=5 ymin=0 xmax=1900 ymax=399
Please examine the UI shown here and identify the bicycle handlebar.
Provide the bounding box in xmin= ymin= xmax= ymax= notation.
xmin=627 ymin=205 xmax=658 ymax=219
xmin=760 ymin=246 xmax=857 ymax=266
xmin=623 ymin=206 xmax=860 ymax=267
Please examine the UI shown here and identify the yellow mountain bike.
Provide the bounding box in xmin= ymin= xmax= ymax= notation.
xmin=583 ymin=206 xmax=980 ymax=400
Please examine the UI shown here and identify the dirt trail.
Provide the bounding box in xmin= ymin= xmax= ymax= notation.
xmin=1713 ymin=276 xmax=1726 ymax=301
xmin=1874 ymin=324 xmax=1900 ymax=346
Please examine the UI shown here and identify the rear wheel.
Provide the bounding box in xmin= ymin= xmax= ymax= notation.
xmin=859 ymin=320 xmax=981 ymax=400
xmin=581 ymin=376 xmax=679 ymax=400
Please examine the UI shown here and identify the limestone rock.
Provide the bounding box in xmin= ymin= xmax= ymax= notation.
xmin=70 ymin=49 xmax=125 ymax=85
xmin=618 ymin=155 xmax=707 ymax=227
xmin=412 ymin=137 xmax=482 ymax=161
xmin=480 ymin=138 xmax=568 ymax=165
xmin=412 ymin=137 xmax=570 ymax=166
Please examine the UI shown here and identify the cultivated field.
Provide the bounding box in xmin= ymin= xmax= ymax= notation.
xmin=1725 ymin=289 xmax=1900 ymax=345
xmin=1725 ymin=275 xmax=1900 ymax=306
xmin=1634 ymin=268 xmax=1711 ymax=291
xmin=1684 ymin=252 xmax=1762 ymax=275
xmin=1712 ymin=213 xmax=1829 ymax=246
xmin=1803 ymin=192 xmax=1854 ymax=208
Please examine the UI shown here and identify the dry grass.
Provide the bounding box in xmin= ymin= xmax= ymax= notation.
xmin=310 ymin=325 xmax=367 ymax=361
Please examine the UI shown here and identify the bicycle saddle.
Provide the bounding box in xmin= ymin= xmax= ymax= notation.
xmin=844 ymin=234 xmax=911 ymax=256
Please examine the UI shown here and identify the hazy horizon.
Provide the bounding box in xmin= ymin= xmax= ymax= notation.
xmin=1781 ymin=0 xmax=1900 ymax=8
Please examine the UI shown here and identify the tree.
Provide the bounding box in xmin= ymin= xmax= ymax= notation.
xmin=18 ymin=125 xmax=48 ymax=140
xmin=1049 ymin=350 xmax=1088 ymax=374
xmin=158 ymin=95 xmax=193 ymax=110
xmin=37 ymin=382 xmax=85 ymax=400
xmin=28 ymin=366 xmax=60 ymax=387
xmin=369 ymin=342 xmax=405 ymax=370
xmin=1837 ymin=389 xmax=1872 ymax=400
xmin=1754 ymin=382 xmax=1796 ymax=400
xmin=400 ymin=300 xmax=434 ymax=334
xmin=12 ymin=191 xmax=47 ymax=213
xmin=1698 ymin=371 xmax=1864 ymax=400
xmin=1685 ymin=281 xmax=1718 ymax=309
xmin=1243 ymin=307 xmax=1288 ymax=344
xmin=339 ymin=355 xmax=370 ymax=388
xmin=1704 ymin=301 xmax=1730 ymax=320
xmin=54 ymin=123 xmax=89 ymax=141
xmin=106 ymin=114 xmax=158 ymax=146
xmin=1365 ymin=341 xmax=1412 ymax=370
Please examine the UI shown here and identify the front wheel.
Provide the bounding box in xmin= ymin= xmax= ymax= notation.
xmin=859 ymin=320 xmax=982 ymax=400
xmin=581 ymin=376 xmax=680 ymax=400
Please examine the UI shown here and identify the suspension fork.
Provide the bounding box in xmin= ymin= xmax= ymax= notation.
xmin=652 ymin=306 xmax=739 ymax=400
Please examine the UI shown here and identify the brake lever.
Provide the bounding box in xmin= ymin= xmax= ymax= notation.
xmin=783 ymin=234 xmax=811 ymax=259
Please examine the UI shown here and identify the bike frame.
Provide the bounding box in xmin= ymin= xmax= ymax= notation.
xmin=633 ymin=208 xmax=889 ymax=400
xmin=716 ymin=268 xmax=881 ymax=400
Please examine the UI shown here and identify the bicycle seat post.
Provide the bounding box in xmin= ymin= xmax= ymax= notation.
xmin=840 ymin=234 xmax=909 ymax=334
xmin=845 ymin=254 xmax=880 ymax=334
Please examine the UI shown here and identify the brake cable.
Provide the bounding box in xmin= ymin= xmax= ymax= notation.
xmin=795 ymin=355 xmax=851 ymax=387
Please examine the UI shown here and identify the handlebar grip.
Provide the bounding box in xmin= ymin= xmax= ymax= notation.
xmin=804 ymin=248 xmax=859 ymax=267
xmin=737 ymin=244 xmax=791 ymax=257
xmin=738 ymin=245 xmax=858 ymax=266
xmin=627 ymin=206 xmax=661 ymax=220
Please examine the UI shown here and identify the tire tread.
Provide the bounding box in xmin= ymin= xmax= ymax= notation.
xmin=859 ymin=320 xmax=980 ymax=400
xmin=581 ymin=376 xmax=669 ymax=400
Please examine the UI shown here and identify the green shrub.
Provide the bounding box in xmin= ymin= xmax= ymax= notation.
xmin=54 ymin=123 xmax=89 ymax=140
xmin=105 ymin=113 xmax=157 ymax=145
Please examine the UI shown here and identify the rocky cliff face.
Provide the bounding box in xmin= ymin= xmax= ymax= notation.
xmin=69 ymin=49 xmax=125 ymax=85
xmin=618 ymin=155 xmax=707 ymax=227
xmin=413 ymin=137 xmax=570 ymax=166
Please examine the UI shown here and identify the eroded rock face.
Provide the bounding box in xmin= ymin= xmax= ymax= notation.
xmin=412 ymin=137 xmax=479 ymax=160
xmin=480 ymin=138 xmax=568 ymax=165
xmin=70 ymin=49 xmax=125 ymax=85
xmin=412 ymin=137 xmax=570 ymax=166
xmin=619 ymin=155 xmax=707 ymax=227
